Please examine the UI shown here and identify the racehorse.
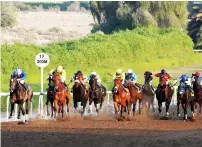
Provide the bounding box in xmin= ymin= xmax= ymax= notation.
xmin=113 ymin=78 xmax=131 ymax=119
xmin=156 ymin=81 xmax=174 ymax=118
xmin=142 ymin=78 xmax=155 ymax=113
xmin=88 ymin=74 xmax=106 ymax=115
xmin=177 ymin=82 xmax=195 ymax=120
xmin=9 ymin=76 xmax=33 ymax=122
xmin=46 ymin=75 xmax=54 ymax=118
xmin=193 ymin=76 xmax=202 ymax=114
xmin=72 ymin=77 xmax=88 ymax=117
xmin=52 ymin=73 xmax=68 ymax=121
xmin=125 ymin=81 xmax=143 ymax=116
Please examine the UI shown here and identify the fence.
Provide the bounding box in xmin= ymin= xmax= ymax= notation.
xmin=0 ymin=86 xmax=178 ymax=122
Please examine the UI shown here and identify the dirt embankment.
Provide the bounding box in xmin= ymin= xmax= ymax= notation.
xmin=1 ymin=11 xmax=95 ymax=45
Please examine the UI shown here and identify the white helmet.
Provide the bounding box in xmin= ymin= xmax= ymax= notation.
xmin=56 ymin=65 xmax=63 ymax=73
xmin=91 ymin=72 xmax=97 ymax=75
xmin=127 ymin=69 xmax=133 ymax=73
xmin=15 ymin=68 xmax=22 ymax=75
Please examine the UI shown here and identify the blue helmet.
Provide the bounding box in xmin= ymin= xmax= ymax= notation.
xmin=161 ymin=69 xmax=166 ymax=74
xmin=181 ymin=74 xmax=188 ymax=82
xmin=14 ymin=68 xmax=22 ymax=75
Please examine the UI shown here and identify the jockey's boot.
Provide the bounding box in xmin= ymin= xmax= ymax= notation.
xmin=23 ymin=83 xmax=29 ymax=94
xmin=150 ymin=85 xmax=155 ymax=93
xmin=63 ymin=82 xmax=69 ymax=92
xmin=135 ymin=83 xmax=141 ymax=93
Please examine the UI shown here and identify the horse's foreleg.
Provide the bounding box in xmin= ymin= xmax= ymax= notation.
xmin=165 ymin=101 xmax=170 ymax=117
xmin=190 ymin=101 xmax=195 ymax=118
xmin=158 ymin=101 xmax=162 ymax=114
xmin=54 ymin=100 xmax=58 ymax=121
xmin=127 ymin=100 xmax=131 ymax=116
xmin=132 ymin=100 xmax=137 ymax=116
xmin=120 ymin=105 xmax=124 ymax=118
xmin=17 ymin=104 xmax=21 ymax=119
xmin=19 ymin=101 xmax=25 ymax=122
xmin=152 ymin=96 xmax=155 ymax=113
xmin=183 ymin=103 xmax=188 ymax=120
xmin=46 ymin=97 xmax=50 ymax=116
xmin=50 ymin=100 xmax=54 ymax=119
xmin=139 ymin=99 xmax=142 ymax=115
xmin=61 ymin=103 xmax=65 ymax=121
xmin=9 ymin=102 xmax=14 ymax=119
xmin=88 ymin=99 xmax=93 ymax=115
xmin=177 ymin=99 xmax=180 ymax=117
xmin=25 ymin=99 xmax=31 ymax=122
xmin=114 ymin=102 xmax=119 ymax=119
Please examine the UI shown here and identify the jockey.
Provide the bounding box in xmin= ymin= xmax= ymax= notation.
xmin=173 ymin=74 xmax=194 ymax=94
xmin=71 ymin=70 xmax=88 ymax=89
xmin=11 ymin=68 xmax=29 ymax=92
xmin=47 ymin=65 xmax=68 ymax=90
xmin=144 ymin=70 xmax=155 ymax=92
xmin=114 ymin=69 xmax=125 ymax=83
xmin=87 ymin=72 xmax=101 ymax=84
xmin=192 ymin=72 xmax=201 ymax=83
xmin=112 ymin=69 xmax=126 ymax=93
xmin=155 ymin=69 xmax=172 ymax=85
xmin=155 ymin=69 xmax=172 ymax=94
xmin=125 ymin=69 xmax=141 ymax=92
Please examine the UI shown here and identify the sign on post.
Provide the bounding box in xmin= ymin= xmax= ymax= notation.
xmin=35 ymin=53 xmax=50 ymax=118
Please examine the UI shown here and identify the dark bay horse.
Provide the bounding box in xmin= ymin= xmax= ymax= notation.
xmin=193 ymin=77 xmax=202 ymax=114
xmin=52 ymin=73 xmax=68 ymax=121
xmin=142 ymin=78 xmax=155 ymax=113
xmin=177 ymin=82 xmax=195 ymax=120
xmin=126 ymin=81 xmax=143 ymax=116
xmin=156 ymin=82 xmax=174 ymax=118
xmin=89 ymin=75 xmax=106 ymax=115
xmin=72 ymin=79 xmax=88 ymax=117
xmin=113 ymin=78 xmax=131 ymax=119
xmin=46 ymin=75 xmax=54 ymax=118
xmin=9 ymin=77 xmax=33 ymax=122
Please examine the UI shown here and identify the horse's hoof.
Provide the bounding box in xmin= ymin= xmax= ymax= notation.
xmin=8 ymin=116 xmax=12 ymax=119
xmin=17 ymin=116 xmax=21 ymax=119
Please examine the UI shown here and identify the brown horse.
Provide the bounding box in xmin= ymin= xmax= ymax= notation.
xmin=193 ymin=77 xmax=202 ymax=114
xmin=52 ymin=73 xmax=69 ymax=121
xmin=126 ymin=81 xmax=143 ymax=116
xmin=156 ymin=82 xmax=174 ymax=118
xmin=72 ymin=80 xmax=88 ymax=118
xmin=113 ymin=78 xmax=131 ymax=119
xmin=89 ymin=74 xmax=106 ymax=115
xmin=177 ymin=82 xmax=195 ymax=120
xmin=9 ymin=77 xmax=33 ymax=122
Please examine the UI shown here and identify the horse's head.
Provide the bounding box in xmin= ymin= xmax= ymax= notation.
xmin=74 ymin=77 xmax=81 ymax=88
xmin=114 ymin=78 xmax=123 ymax=93
xmin=52 ymin=73 xmax=63 ymax=91
xmin=10 ymin=76 xmax=19 ymax=93
xmin=89 ymin=75 xmax=97 ymax=91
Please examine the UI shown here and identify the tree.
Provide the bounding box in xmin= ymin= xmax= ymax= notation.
xmin=90 ymin=1 xmax=188 ymax=34
xmin=1 ymin=2 xmax=18 ymax=28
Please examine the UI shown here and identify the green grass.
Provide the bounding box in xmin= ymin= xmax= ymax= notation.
xmin=1 ymin=27 xmax=202 ymax=111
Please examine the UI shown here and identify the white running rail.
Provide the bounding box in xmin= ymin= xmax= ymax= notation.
xmin=0 ymin=87 xmax=178 ymax=122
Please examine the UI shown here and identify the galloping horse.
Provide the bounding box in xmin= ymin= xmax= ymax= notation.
xmin=125 ymin=81 xmax=143 ymax=116
xmin=9 ymin=77 xmax=33 ymax=122
xmin=142 ymin=78 xmax=155 ymax=113
xmin=177 ymin=82 xmax=195 ymax=120
xmin=52 ymin=73 xmax=69 ymax=121
xmin=193 ymin=76 xmax=202 ymax=113
xmin=156 ymin=81 xmax=174 ymax=117
xmin=89 ymin=75 xmax=106 ymax=115
xmin=113 ymin=78 xmax=131 ymax=119
xmin=72 ymin=76 xmax=88 ymax=117
xmin=46 ymin=75 xmax=54 ymax=118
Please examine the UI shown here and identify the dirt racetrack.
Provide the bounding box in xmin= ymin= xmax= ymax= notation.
xmin=2 ymin=112 xmax=202 ymax=147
